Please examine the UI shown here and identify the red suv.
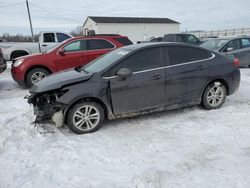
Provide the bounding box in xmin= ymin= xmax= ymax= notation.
xmin=11 ymin=35 xmax=132 ymax=87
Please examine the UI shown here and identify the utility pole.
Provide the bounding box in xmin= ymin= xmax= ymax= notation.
xmin=26 ymin=0 xmax=34 ymax=41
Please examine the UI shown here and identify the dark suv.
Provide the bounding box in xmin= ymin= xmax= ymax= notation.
xmin=161 ymin=33 xmax=202 ymax=45
xmin=28 ymin=43 xmax=240 ymax=134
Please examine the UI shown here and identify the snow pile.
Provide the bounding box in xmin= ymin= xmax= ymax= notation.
xmin=0 ymin=66 xmax=250 ymax=188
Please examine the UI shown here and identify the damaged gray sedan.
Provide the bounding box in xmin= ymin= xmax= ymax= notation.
xmin=27 ymin=43 xmax=240 ymax=134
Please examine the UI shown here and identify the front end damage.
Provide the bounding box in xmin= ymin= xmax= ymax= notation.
xmin=27 ymin=90 xmax=67 ymax=127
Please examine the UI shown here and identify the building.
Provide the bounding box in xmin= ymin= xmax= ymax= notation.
xmin=82 ymin=16 xmax=180 ymax=43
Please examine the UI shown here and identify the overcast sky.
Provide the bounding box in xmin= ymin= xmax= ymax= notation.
xmin=0 ymin=0 xmax=250 ymax=35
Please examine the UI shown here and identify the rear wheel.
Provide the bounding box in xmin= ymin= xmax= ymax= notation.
xmin=202 ymin=81 xmax=227 ymax=110
xmin=67 ymin=101 xmax=104 ymax=134
xmin=26 ymin=68 xmax=49 ymax=87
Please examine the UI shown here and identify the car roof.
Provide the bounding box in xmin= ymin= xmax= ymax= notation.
xmin=217 ymin=35 xmax=250 ymax=40
xmin=121 ymin=42 xmax=205 ymax=51
xmin=71 ymin=35 xmax=127 ymax=40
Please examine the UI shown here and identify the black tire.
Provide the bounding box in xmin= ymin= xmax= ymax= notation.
xmin=67 ymin=101 xmax=104 ymax=134
xmin=26 ymin=68 xmax=49 ymax=87
xmin=202 ymin=81 xmax=227 ymax=110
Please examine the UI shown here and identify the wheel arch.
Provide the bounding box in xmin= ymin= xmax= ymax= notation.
xmin=64 ymin=97 xmax=110 ymax=124
xmin=203 ymin=78 xmax=230 ymax=97
xmin=10 ymin=49 xmax=30 ymax=60
xmin=24 ymin=65 xmax=52 ymax=84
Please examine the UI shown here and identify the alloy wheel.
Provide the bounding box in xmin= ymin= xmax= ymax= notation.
xmin=73 ymin=105 xmax=100 ymax=131
xmin=206 ymin=84 xmax=225 ymax=107
xmin=31 ymin=71 xmax=46 ymax=84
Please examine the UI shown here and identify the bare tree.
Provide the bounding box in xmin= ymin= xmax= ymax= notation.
xmin=0 ymin=33 xmax=39 ymax=42
xmin=70 ymin=26 xmax=82 ymax=36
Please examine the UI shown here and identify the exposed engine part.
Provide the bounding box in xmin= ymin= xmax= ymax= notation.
xmin=27 ymin=90 xmax=67 ymax=126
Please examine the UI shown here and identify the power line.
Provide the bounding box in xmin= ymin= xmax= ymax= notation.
xmin=0 ymin=1 xmax=24 ymax=8
xmin=29 ymin=2 xmax=81 ymax=24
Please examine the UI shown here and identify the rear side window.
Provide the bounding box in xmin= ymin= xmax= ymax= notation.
xmin=87 ymin=39 xmax=115 ymax=50
xmin=106 ymin=47 xmax=164 ymax=76
xmin=114 ymin=37 xmax=133 ymax=45
xmin=222 ymin=39 xmax=241 ymax=51
xmin=57 ymin=33 xmax=71 ymax=42
xmin=168 ymin=46 xmax=208 ymax=65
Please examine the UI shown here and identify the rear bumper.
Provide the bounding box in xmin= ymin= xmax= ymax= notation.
xmin=0 ymin=58 xmax=7 ymax=73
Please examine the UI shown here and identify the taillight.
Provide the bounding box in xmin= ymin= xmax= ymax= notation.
xmin=233 ymin=58 xmax=240 ymax=67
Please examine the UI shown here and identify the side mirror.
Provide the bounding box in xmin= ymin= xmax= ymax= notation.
xmin=117 ymin=68 xmax=132 ymax=80
xmin=58 ymin=48 xmax=65 ymax=56
xmin=226 ymin=47 xmax=234 ymax=52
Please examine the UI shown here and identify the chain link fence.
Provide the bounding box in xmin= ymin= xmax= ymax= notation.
xmin=189 ymin=28 xmax=250 ymax=38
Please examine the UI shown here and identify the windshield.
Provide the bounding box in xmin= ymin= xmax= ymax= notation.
xmin=200 ymin=39 xmax=229 ymax=50
xmin=82 ymin=48 xmax=131 ymax=73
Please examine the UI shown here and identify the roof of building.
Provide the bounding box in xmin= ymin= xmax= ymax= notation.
xmin=88 ymin=16 xmax=180 ymax=24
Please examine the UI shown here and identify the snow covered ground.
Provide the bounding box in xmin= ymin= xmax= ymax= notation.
xmin=0 ymin=64 xmax=250 ymax=188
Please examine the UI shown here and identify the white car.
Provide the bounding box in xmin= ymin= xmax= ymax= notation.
xmin=0 ymin=32 xmax=72 ymax=61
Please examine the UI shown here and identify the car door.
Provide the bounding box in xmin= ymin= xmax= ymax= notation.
xmin=238 ymin=38 xmax=250 ymax=66
xmin=81 ymin=39 xmax=115 ymax=65
xmin=40 ymin=32 xmax=58 ymax=52
xmin=54 ymin=40 xmax=83 ymax=71
xmin=219 ymin=39 xmax=242 ymax=60
xmin=107 ymin=47 xmax=166 ymax=115
xmin=165 ymin=46 xmax=210 ymax=105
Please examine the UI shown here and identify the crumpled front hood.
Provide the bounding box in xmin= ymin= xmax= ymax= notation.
xmin=29 ymin=69 xmax=93 ymax=93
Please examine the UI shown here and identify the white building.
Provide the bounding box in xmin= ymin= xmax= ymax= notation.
xmin=82 ymin=16 xmax=180 ymax=43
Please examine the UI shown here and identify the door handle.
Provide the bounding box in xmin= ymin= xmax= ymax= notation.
xmin=151 ymin=75 xmax=161 ymax=80
xmin=42 ymin=44 xmax=47 ymax=47
xmin=197 ymin=65 xmax=206 ymax=70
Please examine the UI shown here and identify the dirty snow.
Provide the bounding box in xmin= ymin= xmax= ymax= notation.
xmin=0 ymin=64 xmax=250 ymax=188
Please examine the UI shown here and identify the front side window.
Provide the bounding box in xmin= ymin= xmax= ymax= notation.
xmin=106 ymin=47 xmax=164 ymax=76
xmin=186 ymin=35 xmax=198 ymax=44
xmin=168 ymin=46 xmax=208 ymax=65
xmin=87 ymin=39 xmax=115 ymax=50
xmin=64 ymin=40 xmax=81 ymax=52
xmin=43 ymin=33 xmax=55 ymax=43
xmin=57 ymin=33 xmax=71 ymax=42
xmin=222 ymin=39 xmax=241 ymax=51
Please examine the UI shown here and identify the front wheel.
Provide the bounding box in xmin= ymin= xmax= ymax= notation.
xmin=26 ymin=68 xmax=49 ymax=87
xmin=67 ymin=102 xmax=104 ymax=134
xmin=202 ymin=81 xmax=227 ymax=110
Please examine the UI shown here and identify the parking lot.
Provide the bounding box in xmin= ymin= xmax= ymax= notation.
xmin=0 ymin=63 xmax=249 ymax=187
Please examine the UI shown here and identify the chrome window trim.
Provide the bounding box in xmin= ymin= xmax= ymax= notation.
xmin=102 ymin=53 xmax=215 ymax=80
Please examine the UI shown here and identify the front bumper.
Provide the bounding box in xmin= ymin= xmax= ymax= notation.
xmin=33 ymin=106 xmax=64 ymax=127
xmin=33 ymin=103 xmax=65 ymax=126
xmin=27 ymin=92 xmax=67 ymax=127
xmin=11 ymin=65 xmax=26 ymax=85
xmin=0 ymin=58 xmax=7 ymax=73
